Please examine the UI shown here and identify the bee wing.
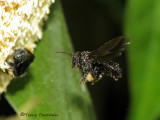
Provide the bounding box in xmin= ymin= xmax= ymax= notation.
xmin=91 ymin=36 xmax=130 ymax=59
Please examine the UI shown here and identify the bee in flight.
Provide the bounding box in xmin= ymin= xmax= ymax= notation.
xmin=57 ymin=36 xmax=130 ymax=85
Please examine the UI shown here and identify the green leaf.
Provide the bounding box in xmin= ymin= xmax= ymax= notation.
xmin=124 ymin=0 xmax=160 ymax=120
xmin=5 ymin=1 xmax=96 ymax=120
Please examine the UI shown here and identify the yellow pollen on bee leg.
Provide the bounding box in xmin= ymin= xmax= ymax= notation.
xmin=86 ymin=73 xmax=95 ymax=82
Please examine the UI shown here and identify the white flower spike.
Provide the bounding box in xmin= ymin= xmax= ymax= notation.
xmin=0 ymin=0 xmax=55 ymax=94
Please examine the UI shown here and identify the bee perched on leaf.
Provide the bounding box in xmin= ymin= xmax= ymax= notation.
xmin=57 ymin=36 xmax=130 ymax=85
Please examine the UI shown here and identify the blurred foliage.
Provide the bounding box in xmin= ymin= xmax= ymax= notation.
xmin=4 ymin=1 xmax=96 ymax=120
xmin=124 ymin=0 xmax=160 ymax=120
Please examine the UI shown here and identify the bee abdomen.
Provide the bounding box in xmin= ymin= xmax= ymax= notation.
xmin=105 ymin=60 xmax=122 ymax=81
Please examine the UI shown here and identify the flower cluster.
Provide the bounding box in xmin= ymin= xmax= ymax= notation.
xmin=0 ymin=0 xmax=54 ymax=93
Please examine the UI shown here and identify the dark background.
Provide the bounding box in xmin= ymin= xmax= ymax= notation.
xmin=61 ymin=0 xmax=129 ymax=120
xmin=0 ymin=0 xmax=129 ymax=120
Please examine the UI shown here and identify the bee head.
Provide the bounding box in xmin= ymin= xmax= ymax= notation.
xmin=72 ymin=52 xmax=81 ymax=68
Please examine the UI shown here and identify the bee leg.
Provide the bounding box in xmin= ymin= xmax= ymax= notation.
xmin=84 ymin=80 xmax=87 ymax=85
xmin=91 ymin=82 xmax=95 ymax=85
xmin=5 ymin=68 xmax=9 ymax=74
xmin=79 ymin=77 xmax=85 ymax=85
xmin=113 ymin=76 xmax=119 ymax=81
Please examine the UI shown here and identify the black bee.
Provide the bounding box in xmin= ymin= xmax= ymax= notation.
xmin=57 ymin=36 xmax=130 ymax=85
xmin=7 ymin=48 xmax=35 ymax=77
